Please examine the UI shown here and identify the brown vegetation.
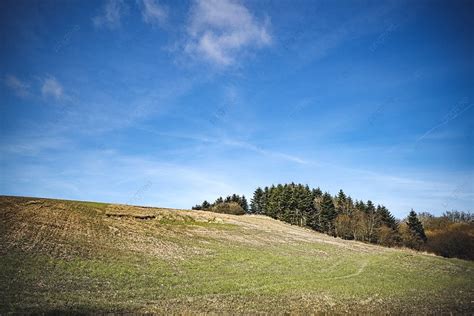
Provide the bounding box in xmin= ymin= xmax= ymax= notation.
xmin=210 ymin=202 xmax=246 ymax=215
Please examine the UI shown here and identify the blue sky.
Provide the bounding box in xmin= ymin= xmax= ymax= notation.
xmin=1 ymin=0 xmax=473 ymax=217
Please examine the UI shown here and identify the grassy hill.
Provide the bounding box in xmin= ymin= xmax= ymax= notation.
xmin=1 ymin=196 xmax=473 ymax=314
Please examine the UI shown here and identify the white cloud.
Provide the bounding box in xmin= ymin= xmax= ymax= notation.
xmin=4 ymin=75 xmax=30 ymax=98
xmin=140 ymin=0 xmax=167 ymax=26
xmin=139 ymin=126 xmax=308 ymax=165
xmin=221 ymin=139 xmax=308 ymax=165
xmin=93 ymin=0 xmax=126 ymax=29
xmin=1 ymin=136 xmax=69 ymax=156
xmin=184 ymin=0 xmax=271 ymax=66
xmin=41 ymin=76 xmax=64 ymax=100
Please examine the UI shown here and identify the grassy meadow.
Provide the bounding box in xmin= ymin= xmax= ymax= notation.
xmin=1 ymin=196 xmax=473 ymax=313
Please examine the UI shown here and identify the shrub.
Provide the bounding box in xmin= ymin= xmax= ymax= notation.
xmin=426 ymin=223 xmax=474 ymax=260
xmin=210 ymin=202 xmax=246 ymax=215
xmin=376 ymin=225 xmax=399 ymax=247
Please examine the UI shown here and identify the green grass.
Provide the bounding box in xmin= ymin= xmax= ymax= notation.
xmin=1 ymin=196 xmax=473 ymax=313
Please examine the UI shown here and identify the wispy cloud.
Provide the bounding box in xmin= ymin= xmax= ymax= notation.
xmin=41 ymin=76 xmax=64 ymax=100
xmin=221 ymin=139 xmax=308 ymax=165
xmin=93 ymin=0 xmax=126 ymax=30
xmin=417 ymin=129 xmax=464 ymax=141
xmin=138 ymin=126 xmax=308 ymax=165
xmin=416 ymin=98 xmax=473 ymax=144
xmin=4 ymin=75 xmax=30 ymax=98
xmin=184 ymin=0 xmax=271 ymax=66
xmin=140 ymin=0 xmax=167 ymax=26
xmin=0 ymin=136 xmax=69 ymax=156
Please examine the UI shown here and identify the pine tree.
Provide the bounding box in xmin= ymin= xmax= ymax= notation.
xmin=312 ymin=187 xmax=322 ymax=199
xmin=241 ymin=195 xmax=249 ymax=213
xmin=202 ymin=200 xmax=211 ymax=210
xmin=280 ymin=184 xmax=290 ymax=222
xmin=346 ymin=196 xmax=355 ymax=216
xmin=376 ymin=205 xmax=397 ymax=230
xmin=250 ymin=187 xmax=264 ymax=214
xmin=335 ymin=189 xmax=347 ymax=215
xmin=300 ymin=185 xmax=313 ymax=226
xmin=407 ymin=209 xmax=427 ymax=242
xmin=273 ymin=184 xmax=284 ymax=219
xmin=309 ymin=189 xmax=323 ymax=231
xmin=262 ymin=186 xmax=269 ymax=215
xmin=319 ymin=192 xmax=337 ymax=235
xmin=266 ymin=185 xmax=277 ymax=218
xmin=355 ymin=200 xmax=366 ymax=213
xmin=374 ymin=205 xmax=399 ymax=246
xmin=215 ymin=196 xmax=224 ymax=205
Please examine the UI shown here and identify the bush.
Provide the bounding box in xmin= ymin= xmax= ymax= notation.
xmin=376 ymin=225 xmax=399 ymax=247
xmin=210 ymin=202 xmax=246 ymax=215
xmin=426 ymin=223 xmax=474 ymax=260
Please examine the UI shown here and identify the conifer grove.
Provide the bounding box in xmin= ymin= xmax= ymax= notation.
xmin=193 ymin=183 xmax=431 ymax=249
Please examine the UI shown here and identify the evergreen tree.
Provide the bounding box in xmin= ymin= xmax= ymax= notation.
xmin=287 ymin=183 xmax=297 ymax=212
xmin=262 ymin=186 xmax=269 ymax=215
xmin=266 ymin=185 xmax=278 ymax=218
xmin=250 ymin=187 xmax=264 ymax=214
xmin=355 ymin=200 xmax=366 ymax=213
xmin=241 ymin=195 xmax=249 ymax=213
xmin=319 ymin=192 xmax=337 ymax=235
xmin=300 ymin=185 xmax=314 ymax=226
xmin=273 ymin=184 xmax=285 ymax=219
xmin=280 ymin=184 xmax=293 ymax=222
xmin=365 ymin=200 xmax=375 ymax=213
xmin=202 ymin=200 xmax=211 ymax=210
xmin=335 ymin=189 xmax=347 ymax=215
xmin=215 ymin=196 xmax=224 ymax=205
xmin=407 ymin=209 xmax=427 ymax=242
xmin=346 ymin=196 xmax=355 ymax=216
xmin=376 ymin=205 xmax=397 ymax=230
xmin=312 ymin=187 xmax=323 ymax=199
xmin=374 ymin=205 xmax=399 ymax=246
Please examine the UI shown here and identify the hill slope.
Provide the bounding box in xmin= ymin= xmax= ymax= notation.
xmin=1 ymin=196 xmax=473 ymax=313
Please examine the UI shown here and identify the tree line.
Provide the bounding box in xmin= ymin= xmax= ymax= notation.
xmin=193 ymin=183 xmax=472 ymax=259
xmin=248 ymin=183 xmax=428 ymax=248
